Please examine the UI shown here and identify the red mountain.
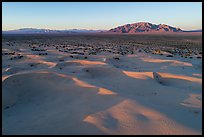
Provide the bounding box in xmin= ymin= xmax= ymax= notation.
xmin=108 ymin=22 xmax=182 ymax=33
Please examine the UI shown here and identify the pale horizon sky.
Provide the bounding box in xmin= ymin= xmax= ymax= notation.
xmin=2 ymin=2 xmax=202 ymax=31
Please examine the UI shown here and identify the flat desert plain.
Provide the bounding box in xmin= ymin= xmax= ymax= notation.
xmin=2 ymin=33 xmax=202 ymax=135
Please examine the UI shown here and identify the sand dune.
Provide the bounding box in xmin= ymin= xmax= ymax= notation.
xmin=2 ymin=41 xmax=202 ymax=135
xmin=3 ymin=70 xmax=201 ymax=135
xmin=152 ymin=72 xmax=201 ymax=90
xmin=83 ymin=99 xmax=199 ymax=135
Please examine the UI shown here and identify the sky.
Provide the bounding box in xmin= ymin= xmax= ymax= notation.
xmin=2 ymin=2 xmax=202 ymax=31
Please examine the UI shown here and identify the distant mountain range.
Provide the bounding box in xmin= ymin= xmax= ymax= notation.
xmin=2 ymin=28 xmax=105 ymax=34
xmin=2 ymin=22 xmax=202 ymax=34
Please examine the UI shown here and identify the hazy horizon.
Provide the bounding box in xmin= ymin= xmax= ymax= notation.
xmin=2 ymin=2 xmax=202 ymax=31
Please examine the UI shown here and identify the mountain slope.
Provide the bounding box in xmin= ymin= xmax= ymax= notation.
xmin=108 ymin=22 xmax=183 ymax=33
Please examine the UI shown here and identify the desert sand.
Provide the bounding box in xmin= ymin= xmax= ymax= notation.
xmin=2 ymin=35 xmax=202 ymax=135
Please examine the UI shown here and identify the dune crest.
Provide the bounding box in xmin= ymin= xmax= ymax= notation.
xmin=141 ymin=58 xmax=193 ymax=67
xmin=98 ymin=88 xmax=117 ymax=95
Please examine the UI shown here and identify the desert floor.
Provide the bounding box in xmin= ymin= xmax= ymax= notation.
xmin=2 ymin=34 xmax=202 ymax=135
